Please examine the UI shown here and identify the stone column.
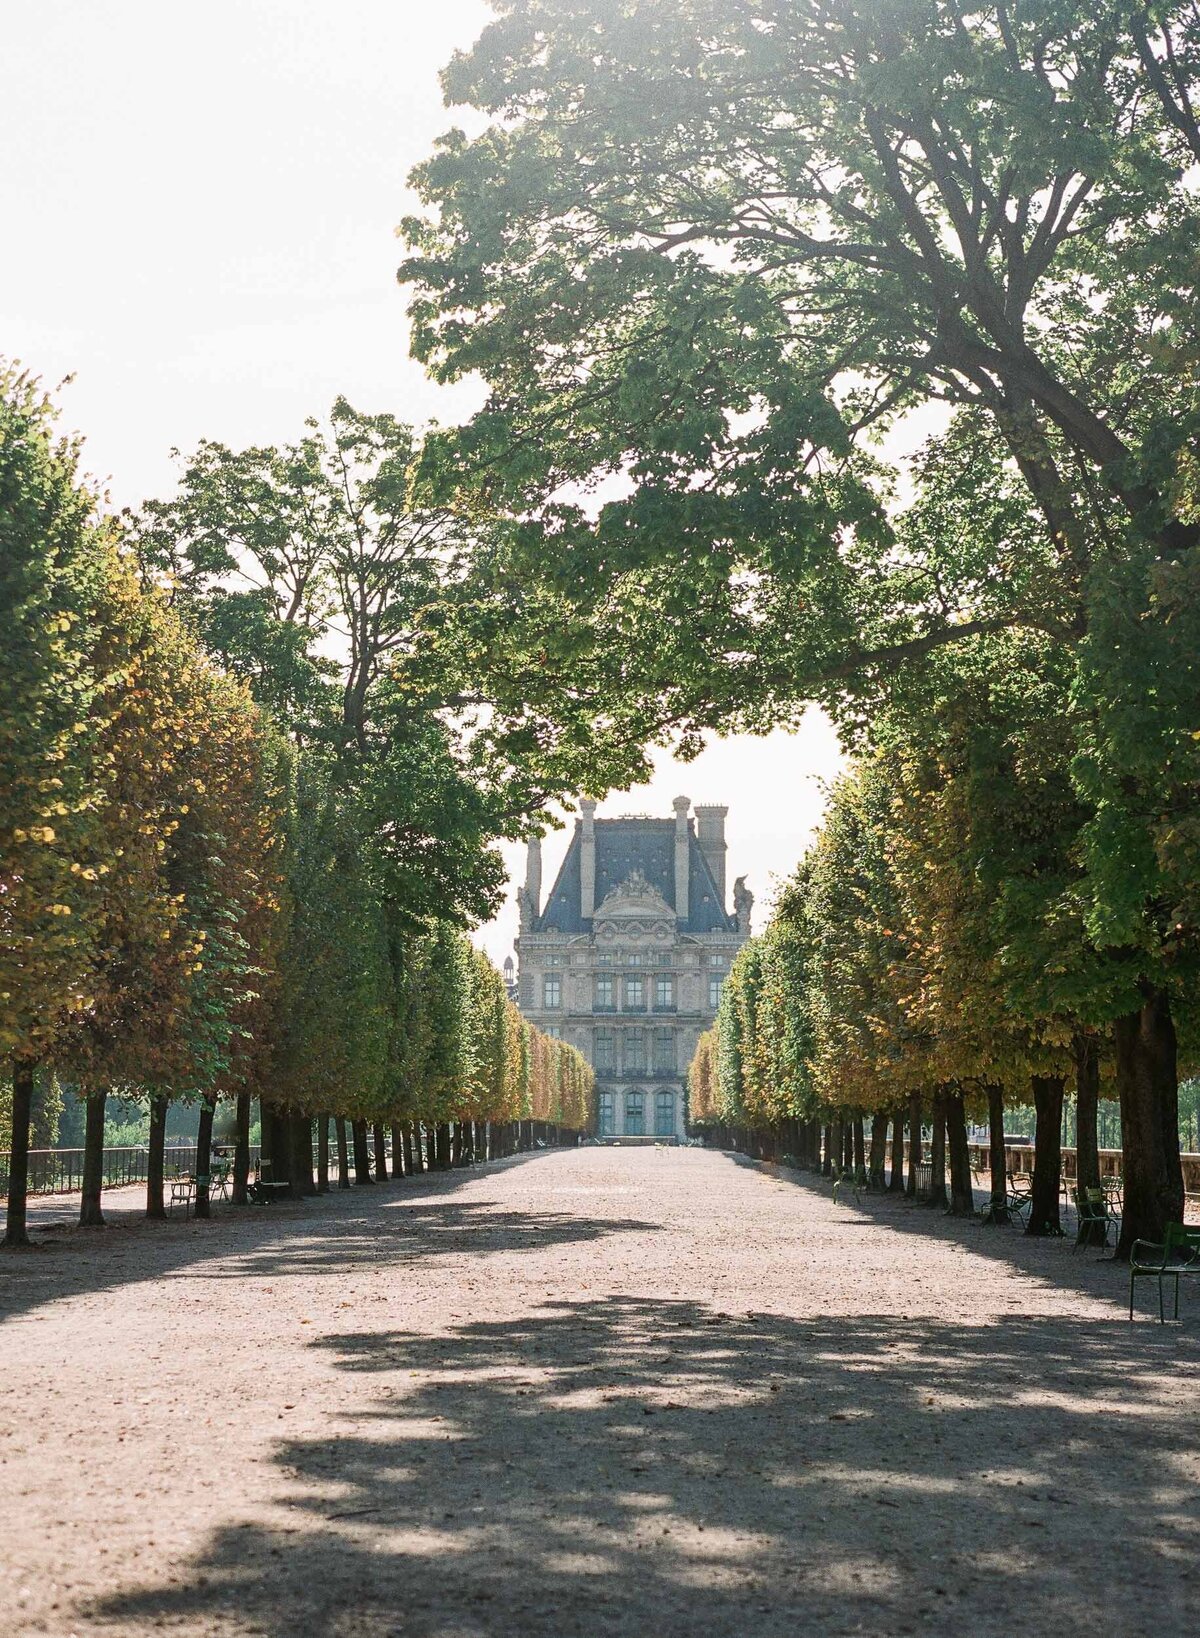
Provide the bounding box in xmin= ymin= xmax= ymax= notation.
xmin=525 ymin=835 xmax=542 ymax=919
xmin=673 ymin=795 xmax=690 ymax=925
xmin=580 ymin=798 xmax=597 ymax=920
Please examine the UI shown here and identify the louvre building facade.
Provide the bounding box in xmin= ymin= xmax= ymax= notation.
xmin=514 ymin=798 xmax=753 ymax=1139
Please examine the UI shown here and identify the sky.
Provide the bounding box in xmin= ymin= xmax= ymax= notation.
xmin=3 ymin=0 xmax=844 ymax=965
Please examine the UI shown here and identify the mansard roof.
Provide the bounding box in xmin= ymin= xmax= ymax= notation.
xmin=534 ymin=816 xmax=735 ymax=935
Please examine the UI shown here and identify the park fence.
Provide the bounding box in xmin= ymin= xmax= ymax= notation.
xmin=0 ymin=1144 xmax=262 ymax=1197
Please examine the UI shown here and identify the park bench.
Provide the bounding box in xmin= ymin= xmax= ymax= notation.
xmin=248 ymin=1161 xmax=290 ymax=1205
xmin=1130 ymin=1224 xmax=1200 ymax=1322
xmin=168 ymin=1174 xmax=196 ymax=1215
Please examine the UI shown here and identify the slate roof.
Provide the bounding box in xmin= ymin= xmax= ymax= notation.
xmin=535 ymin=817 xmax=735 ymax=935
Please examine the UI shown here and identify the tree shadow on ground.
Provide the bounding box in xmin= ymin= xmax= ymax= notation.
xmin=0 ymin=1155 xmax=648 ymax=1325
xmin=735 ymin=1155 xmax=1169 ymax=1317
xmin=88 ymin=1297 xmax=1200 ymax=1638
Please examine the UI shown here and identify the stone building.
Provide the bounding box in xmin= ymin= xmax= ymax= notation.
xmin=515 ymin=798 xmax=753 ymax=1138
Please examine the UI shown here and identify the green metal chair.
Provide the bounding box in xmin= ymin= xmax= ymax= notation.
xmin=1072 ymin=1186 xmax=1112 ymax=1252
xmin=1129 ymin=1223 xmax=1200 ymax=1322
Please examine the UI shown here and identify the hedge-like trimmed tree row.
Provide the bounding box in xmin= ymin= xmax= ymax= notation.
xmin=1 ymin=367 xmax=593 ymax=1245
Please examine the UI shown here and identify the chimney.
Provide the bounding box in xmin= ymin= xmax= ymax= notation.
xmin=524 ymin=835 xmax=542 ymax=919
xmin=673 ymin=795 xmax=690 ymax=924
xmin=580 ymin=798 xmax=597 ymax=919
xmin=694 ymin=804 xmax=728 ymax=906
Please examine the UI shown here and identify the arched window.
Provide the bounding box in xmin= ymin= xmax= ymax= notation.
xmin=625 ymin=1090 xmax=645 ymax=1136
xmin=654 ymin=1090 xmax=675 ymax=1137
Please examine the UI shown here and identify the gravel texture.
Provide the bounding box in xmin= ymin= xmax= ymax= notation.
xmin=1 ymin=1145 xmax=1198 ymax=1638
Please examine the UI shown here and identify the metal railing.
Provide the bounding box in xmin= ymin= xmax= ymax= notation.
xmin=0 ymin=1144 xmax=261 ymax=1197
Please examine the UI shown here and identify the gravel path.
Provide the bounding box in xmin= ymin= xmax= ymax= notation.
xmin=2 ymin=1146 xmax=1197 ymax=1638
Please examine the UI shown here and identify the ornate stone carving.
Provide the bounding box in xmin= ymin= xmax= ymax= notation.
xmin=733 ymin=874 xmax=754 ymax=935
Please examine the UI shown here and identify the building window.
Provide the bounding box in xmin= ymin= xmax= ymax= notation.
xmin=545 ymin=1025 xmax=562 ymax=1040
xmin=654 ymin=975 xmax=674 ymax=1010
xmin=625 ymin=1090 xmax=645 ymax=1136
xmin=654 ymin=1090 xmax=675 ymax=1137
xmin=708 ymin=953 xmax=725 ymax=967
xmin=708 ymin=975 xmax=723 ymax=1009
xmin=597 ymin=951 xmax=614 ymax=966
xmin=597 ymin=1091 xmax=615 ymax=1136
xmin=627 ymin=952 xmax=643 ymax=966
xmin=545 ymin=953 xmax=562 ymax=966
xmin=624 ymin=975 xmax=645 ymax=1010
xmin=653 ymin=1029 xmax=674 ymax=1073
xmin=544 ymin=974 xmax=562 ymax=1009
xmin=625 ymin=1029 xmax=645 ymax=1073
xmin=594 ymin=1028 xmax=615 ymax=1070
xmin=595 ymin=974 xmax=615 ymax=1010
xmin=657 ymin=952 xmax=671 ymax=966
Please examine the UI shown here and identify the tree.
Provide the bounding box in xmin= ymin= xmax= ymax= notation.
xmin=0 ymin=367 xmax=110 ymax=1246
xmin=404 ymin=8 xmax=1200 ymax=1245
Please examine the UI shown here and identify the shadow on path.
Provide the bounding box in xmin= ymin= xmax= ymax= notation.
xmin=90 ymin=1297 xmax=1200 ymax=1638
xmin=0 ymin=1155 xmax=652 ymax=1326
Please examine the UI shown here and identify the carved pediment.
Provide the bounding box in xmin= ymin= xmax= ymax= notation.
xmin=594 ymin=868 xmax=674 ymax=920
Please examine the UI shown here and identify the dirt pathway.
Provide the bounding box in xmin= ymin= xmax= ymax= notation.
xmin=1 ymin=1147 xmax=1197 ymax=1637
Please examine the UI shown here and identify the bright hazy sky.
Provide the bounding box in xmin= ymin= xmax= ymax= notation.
xmin=3 ymin=0 xmax=844 ymax=966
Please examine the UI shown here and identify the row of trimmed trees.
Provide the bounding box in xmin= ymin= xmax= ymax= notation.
xmin=690 ymin=654 xmax=1199 ymax=1260
xmin=2 ymin=367 xmax=593 ymax=1245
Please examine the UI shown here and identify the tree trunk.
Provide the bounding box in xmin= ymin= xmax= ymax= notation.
xmin=4 ymin=1058 xmax=36 ymax=1247
xmin=450 ymin=1123 xmax=462 ymax=1166
xmin=436 ymin=1122 xmax=452 ymax=1170
xmin=927 ymin=1093 xmax=948 ymax=1208
xmin=194 ymin=1095 xmax=215 ymax=1219
xmin=868 ymin=1113 xmax=887 ymax=1187
xmin=146 ymin=1095 xmax=168 ymax=1220
xmin=290 ymin=1113 xmax=314 ymax=1198
xmin=79 ymin=1087 xmax=108 ymax=1228
xmin=946 ymin=1090 xmax=974 ymax=1216
xmin=1072 ymin=1033 xmax=1105 ymax=1247
xmin=335 ymin=1117 xmax=351 ymax=1189
xmin=1028 ymin=1075 xmax=1064 ymax=1236
xmin=317 ymin=1116 xmax=330 ymax=1193
xmin=906 ymin=1094 xmax=923 ymax=1197
xmin=402 ymin=1122 xmax=416 ymax=1176
xmin=980 ymin=1083 xmax=1009 ymax=1225
xmin=390 ymin=1123 xmax=405 ymax=1178
xmin=830 ymin=1116 xmax=844 ymax=1177
xmin=821 ymin=1123 xmax=833 ymax=1176
xmin=852 ymin=1115 xmax=866 ymax=1180
xmin=889 ymin=1110 xmax=906 ymax=1192
xmin=1114 ymin=986 xmax=1183 ymax=1259
xmin=232 ymin=1092 xmax=251 ymax=1205
xmin=373 ymin=1122 xmax=388 ymax=1181
xmin=352 ymin=1119 xmax=373 ymax=1184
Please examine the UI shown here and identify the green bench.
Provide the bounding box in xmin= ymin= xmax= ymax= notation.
xmin=1130 ymin=1224 xmax=1200 ymax=1322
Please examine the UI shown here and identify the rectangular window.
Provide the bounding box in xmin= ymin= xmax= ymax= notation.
xmin=624 ymin=1090 xmax=645 ymax=1136
xmin=545 ymin=1025 xmax=562 ymax=1039
xmin=595 ymin=974 xmax=614 ymax=1010
xmin=625 ymin=976 xmax=645 ymax=1010
xmin=708 ymin=975 xmax=723 ymax=1010
xmin=544 ymin=974 xmax=562 ymax=1009
xmin=625 ymin=1029 xmax=645 ymax=1073
xmin=708 ymin=953 xmax=725 ymax=967
xmin=597 ymin=951 xmax=613 ymax=966
xmin=653 ymin=1029 xmax=674 ymax=1073
xmin=654 ymin=1090 xmax=675 ymax=1137
xmin=597 ymin=1091 xmax=615 ymax=1137
xmin=657 ymin=952 xmax=671 ymax=966
xmin=627 ymin=952 xmax=643 ymax=966
xmin=654 ymin=975 xmax=674 ymax=1009
xmin=594 ymin=1028 xmax=614 ymax=1070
